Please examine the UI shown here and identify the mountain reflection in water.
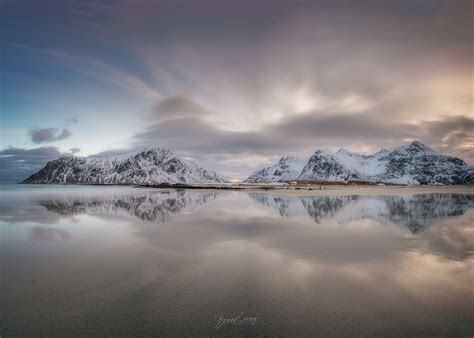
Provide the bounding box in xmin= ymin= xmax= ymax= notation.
xmin=38 ymin=189 xmax=217 ymax=223
xmin=1 ymin=186 xmax=473 ymax=336
xmin=248 ymin=193 xmax=474 ymax=234
xmin=17 ymin=190 xmax=474 ymax=235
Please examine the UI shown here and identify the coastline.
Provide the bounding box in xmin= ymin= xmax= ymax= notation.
xmin=136 ymin=181 xmax=474 ymax=196
xmin=10 ymin=182 xmax=474 ymax=196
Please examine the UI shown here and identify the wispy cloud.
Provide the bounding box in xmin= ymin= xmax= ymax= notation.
xmin=8 ymin=42 xmax=161 ymax=100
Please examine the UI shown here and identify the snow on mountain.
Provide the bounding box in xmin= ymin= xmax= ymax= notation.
xmin=458 ymin=166 xmax=474 ymax=185
xmin=22 ymin=146 xmax=228 ymax=185
xmin=299 ymin=150 xmax=360 ymax=181
xmin=380 ymin=141 xmax=467 ymax=185
xmin=334 ymin=148 xmax=388 ymax=177
xmin=244 ymin=156 xmax=305 ymax=183
xmin=245 ymin=141 xmax=472 ymax=185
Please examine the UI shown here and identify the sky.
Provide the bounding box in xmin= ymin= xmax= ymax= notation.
xmin=1 ymin=0 xmax=473 ymax=182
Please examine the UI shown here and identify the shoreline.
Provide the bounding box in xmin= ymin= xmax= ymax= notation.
xmin=136 ymin=182 xmax=474 ymax=196
xmin=243 ymin=185 xmax=474 ymax=196
xmin=10 ymin=182 xmax=474 ymax=196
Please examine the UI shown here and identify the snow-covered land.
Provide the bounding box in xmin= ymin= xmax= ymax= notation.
xmin=245 ymin=141 xmax=473 ymax=185
xmin=22 ymin=146 xmax=228 ymax=185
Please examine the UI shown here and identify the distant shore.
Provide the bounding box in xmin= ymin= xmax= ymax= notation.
xmin=15 ymin=180 xmax=474 ymax=196
xmin=136 ymin=182 xmax=474 ymax=196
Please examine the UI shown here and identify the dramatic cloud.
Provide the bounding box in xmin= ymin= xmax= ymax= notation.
xmin=28 ymin=128 xmax=72 ymax=144
xmin=1 ymin=0 xmax=472 ymax=180
xmin=70 ymin=147 xmax=81 ymax=154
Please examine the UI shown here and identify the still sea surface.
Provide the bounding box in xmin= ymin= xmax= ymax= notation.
xmin=1 ymin=185 xmax=473 ymax=336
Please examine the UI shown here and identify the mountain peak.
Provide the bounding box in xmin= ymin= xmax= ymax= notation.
xmin=139 ymin=145 xmax=173 ymax=154
xmin=372 ymin=148 xmax=390 ymax=157
xmin=408 ymin=140 xmax=429 ymax=149
xmin=279 ymin=155 xmax=302 ymax=163
xmin=336 ymin=148 xmax=352 ymax=156
xmin=392 ymin=141 xmax=437 ymax=156
xmin=313 ymin=149 xmax=331 ymax=156
xmin=244 ymin=155 xmax=305 ymax=183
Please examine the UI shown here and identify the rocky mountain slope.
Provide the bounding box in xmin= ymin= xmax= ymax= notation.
xmin=244 ymin=156 xmax=305 ymax=183
xmin=299 ymin=150 xmax=361 ymax=181
xmin=245 ymin=141 xmax=473 ymax=185
xmin=22 ymin=146 xmax=228 ymax=185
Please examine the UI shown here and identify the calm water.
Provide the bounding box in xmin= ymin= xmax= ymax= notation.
xmin=1 ymin=185 xmax=473 ymax=336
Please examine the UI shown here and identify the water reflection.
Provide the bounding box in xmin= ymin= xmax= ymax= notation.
xmin=249 ymin=193 xmax=474 ymax=234
xmin=31 ymin=226 xmax=70 ymax=241
xmin=1 ymin=187 xmax=473 ymax=336
xmin=1 ymin=189 xmax=217 ymax=224
xmin=41 ymin=190 xmax=217 ymax=223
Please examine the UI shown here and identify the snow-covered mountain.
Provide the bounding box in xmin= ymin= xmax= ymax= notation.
xmin=22 ymin=146 xmax=228 ymax=185
xmin=334 ymin=148 xmax=390 ymax=178
xmin=299 ymin=150 xmax=361 ymax=181
xmin=379 ymin=142 xmax=469 ymax=185
xmin=245 ymin=141 xmax=473 ymax=185
xmin=244 ymin=156 xmax=305 ymax=183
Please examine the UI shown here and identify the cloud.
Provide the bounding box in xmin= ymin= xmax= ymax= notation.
xmin=60 ymin=147 xmax=81 ymax=157
xmin=0 ymin=146 xmax=62 ymax=183
xmin=88 ymin=149 xmax=134 ymax=158
xmin=416 ymin=116 xmax=474 ymax=162
xmin=7 ymin=42 xmax=162 ymax=101
xmin=151 ymin=95 xmax=208 ymax=121
xmin=130 ymin=117 xmax=287 ymax=158
xmin=56 ymin=129 xmax=72 ymax=140
xmin=28 ymin=127 xmax=72 ymax=144
xmin=130 ymin=113 xmax=473 ymax=157
xmin=2 ymin=1 xmax=472 ymax=180
xmin=65 ymin=118 xmax=79 ymax=123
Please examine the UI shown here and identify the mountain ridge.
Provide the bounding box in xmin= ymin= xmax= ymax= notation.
xmin=22 ymin=146 xmax=228 ymax=185
xmin=245 ymin=141 xmax=473 ymax=185
xmin=21 ymin=142 xmax=473 ymax=186
xmin=244 ymin=155 xmax=305 ymax=183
